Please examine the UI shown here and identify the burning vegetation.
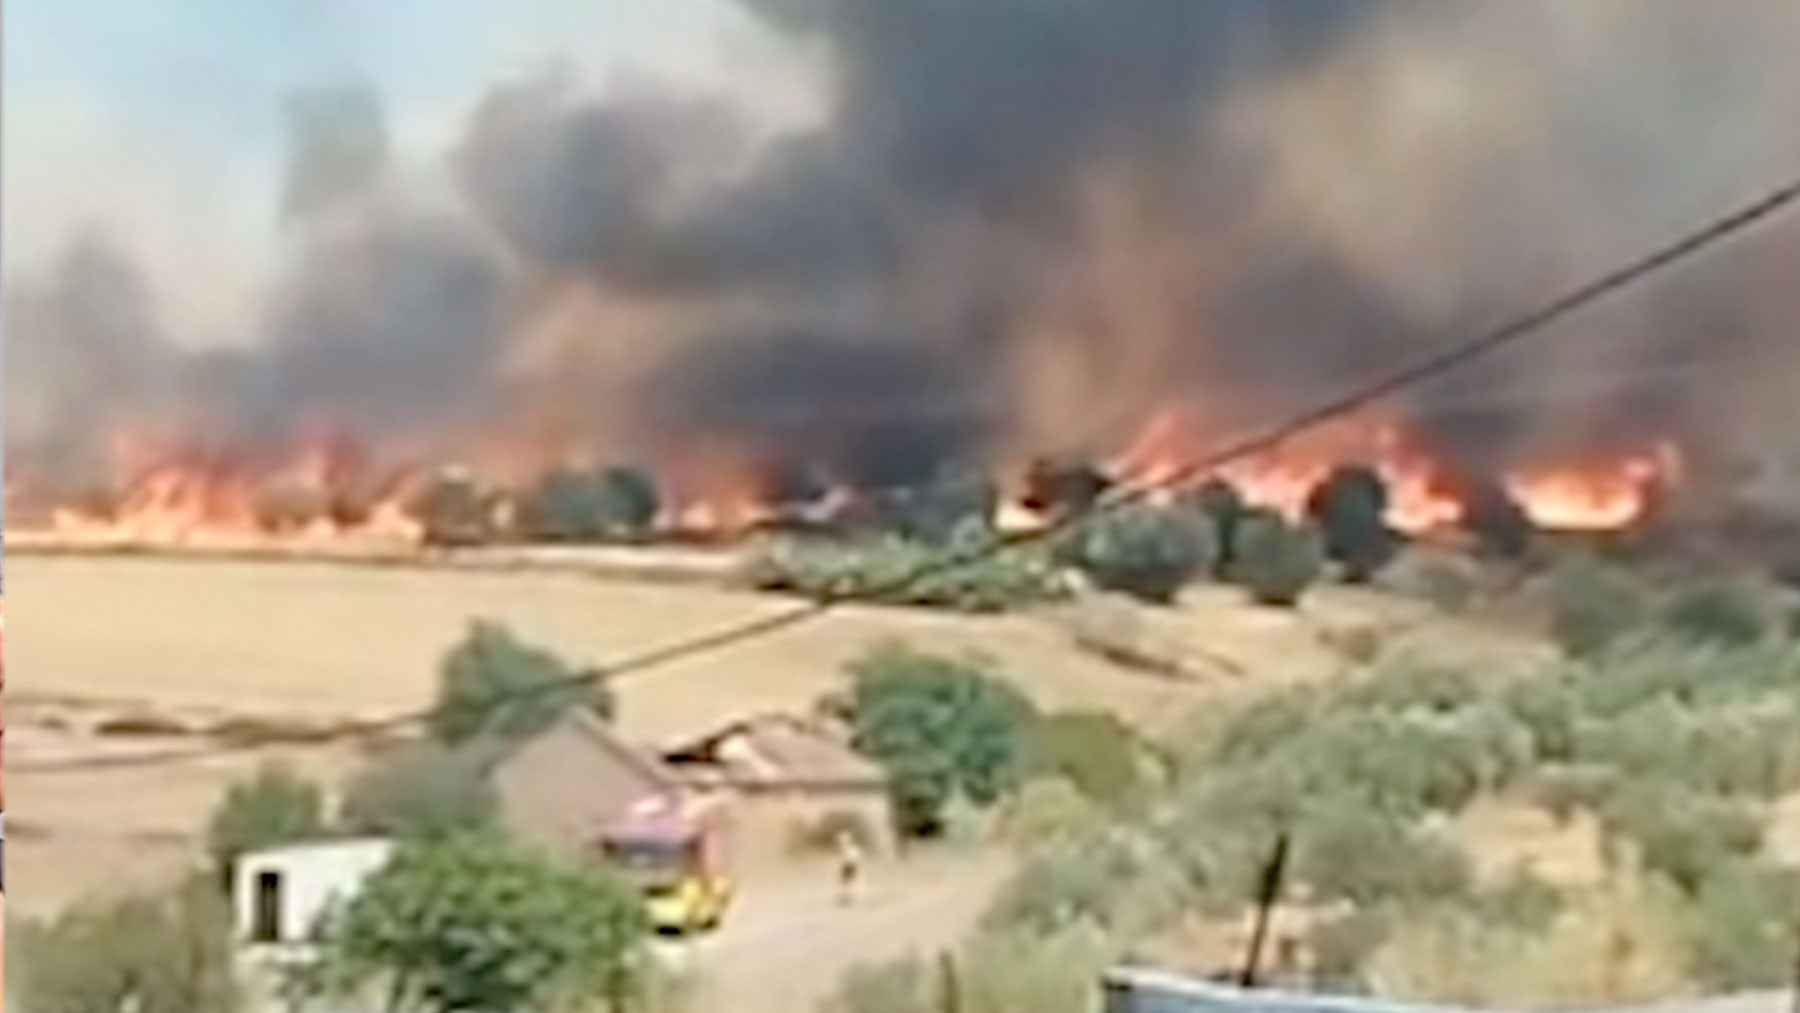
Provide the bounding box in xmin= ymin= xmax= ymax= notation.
xmin=5 ymin=2 xmax=1795 ymax=560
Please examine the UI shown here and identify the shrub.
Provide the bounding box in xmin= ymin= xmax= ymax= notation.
xmin=1548 ymin=554 xmax=1650 ymax=659
xmin=1306 ymin=465 xmax=1400 ymax=582
xmin=1022 ymin=710 xmax=1154 ymax=810
xmin=1232 ymin=511 xmax=1325 ymax=607
xmin=1681 ymin=860 xmax=1800 ymax=990
xmin=339 ymin=740 xmax=501 ymax=841
xmin=514 ymin=464 xmax=660 ymax=542
xmin=12 ymin=876 xmax=241 ymax=1013
xmin=1072 ymin=504 xmax=1216 ymax=604
xmin=983 ymin=827 xmax=1187 ymax=936
xmin=845 ymin=643 xmax=1039 ymax=836
xmin=993 ymin=777 xmax=1104 ymax=848
xmin=1293 ymin=800 xmax=1470 ymax=905
xmin=1659 ymin=581 xmax=1768 ymax=647
xmin=746 ymin=528 xmax=1066 ymax=613
xmin=1597 ymin=786 xmax=1765 ymax=895
xmin=956 ymin=922 xmax=1111 ymax=1013
xmin=207 ymin=762 xmax=327 ymax=882
xmin=430 ymin=620 xmax=610 ymax=746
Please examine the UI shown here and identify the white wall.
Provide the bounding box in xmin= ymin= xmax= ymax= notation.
xmin=233 ymin=838 xmax=394 ymax=946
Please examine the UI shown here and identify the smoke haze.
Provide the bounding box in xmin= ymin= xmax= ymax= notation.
xmin=8 ymin=0 xmax=1800 ymax=501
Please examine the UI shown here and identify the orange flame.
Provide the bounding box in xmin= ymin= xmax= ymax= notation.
xmin=1108 ymin=404 xmax=1673 ymax=533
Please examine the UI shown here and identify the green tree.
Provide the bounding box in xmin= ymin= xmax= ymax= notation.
xmin=12 ymin=876 xmax=241 ymax=1013
xmin=430 ymin=620 xmax=612 ymax=745
xmin=1306 ymin=464 xmax=1399 ymax=582
xmin=1182 ymin=478 xmax=1247 ymax=577
xmin=516 ymin=464 xmax=662 ymax=543
xmin=339 ymin=741 xmax=501 ymax=841
xmin=1549 ymin=554 xmax=1650 ymax=659
xmin=206 ymin=762 xmax=326 ymax=883
xmin=307 ymin=834 xmax=650 ymax=1013
xmin=1073 ymin=503 xmax=1216 ymax=604
xmin=846 ymin=643 xmax=1038 ymax=836
xmin=1233 ymin=511 xmax=1325 ymax=607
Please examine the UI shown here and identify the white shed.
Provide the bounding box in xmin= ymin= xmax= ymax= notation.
xmin=232 ymin=837 xmax=395 ymax=948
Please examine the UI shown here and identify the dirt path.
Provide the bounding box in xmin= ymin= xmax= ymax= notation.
xmin=674 ymin=848 xmax=1013 ymax=1013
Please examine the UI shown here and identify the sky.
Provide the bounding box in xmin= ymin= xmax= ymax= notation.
xmin=2 ymin=0 xmax=815 ymax=344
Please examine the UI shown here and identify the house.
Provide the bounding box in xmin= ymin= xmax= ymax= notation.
xmin=489 ymin=709 xmax=686 ymax=859
xmin=660 ymin=713 xmax=895 ymax=859
xmin=487 ymin=708 xmax=892 ymax=867
xmin=233 ymin=837 xmax=395 ymax=951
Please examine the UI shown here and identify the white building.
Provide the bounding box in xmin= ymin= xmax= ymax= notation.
xmin=232 ymin=838 xmax=395 ymax=950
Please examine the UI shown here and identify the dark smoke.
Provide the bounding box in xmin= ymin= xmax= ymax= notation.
xmin=639 ymin=330 xmax=992 ymax=489
xmin=8 ymin=0 xmax=1800 ymax=502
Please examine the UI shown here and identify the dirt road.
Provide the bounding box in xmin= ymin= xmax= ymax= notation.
xmin=675 ymin=848 xmax=1013 ymax=1013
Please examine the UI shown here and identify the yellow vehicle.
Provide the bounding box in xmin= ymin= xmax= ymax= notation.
xmin=600 ymin=796 xmax=732 ymax=935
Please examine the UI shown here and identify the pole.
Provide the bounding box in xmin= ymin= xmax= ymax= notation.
xmin=1238 ymin=833 xmax=1291 ymax=989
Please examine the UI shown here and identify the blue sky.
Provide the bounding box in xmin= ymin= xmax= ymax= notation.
xmin=2 ymin=0 xmax=810 ymax=338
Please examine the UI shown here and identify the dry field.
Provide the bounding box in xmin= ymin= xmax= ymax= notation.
xmin=7 ymin=551 xmax=1549 ymax=917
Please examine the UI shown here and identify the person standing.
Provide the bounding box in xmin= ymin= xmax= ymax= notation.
xmin=835 ymin=828 xmax=863 ymax=906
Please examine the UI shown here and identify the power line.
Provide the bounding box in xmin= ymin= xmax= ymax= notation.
xmin=17 ymin=173 xmax=1800 ymax=775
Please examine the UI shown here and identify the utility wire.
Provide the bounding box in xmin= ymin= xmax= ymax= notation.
xmin=17 ymin=173 xmax=1800 ymax=775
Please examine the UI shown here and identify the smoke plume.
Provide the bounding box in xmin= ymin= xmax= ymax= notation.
xmin=8 ymin=0 xmax=1800 ymax=503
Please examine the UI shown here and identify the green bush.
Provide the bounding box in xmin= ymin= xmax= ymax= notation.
xmin=1071 ymin=503 xmax=1216 ymax=604
xmin=1023 ymin=710 xmax=1154 ymax=810
xmin=1658 ymin=581 xmax=1768 ymax=647
xmin=1681 ymin=860 xmax=1800 ymax=990
xmin=12 ymin=876 xmax=241 ymax=1013
xmin=207 ymin=762 xmax=327 ymax=882
xmin=430 ymin=620 xmax=611 ymax=746
xmin=339 ymin=740 xmax=501 ymax=841
xmin=514 ymin=464 xmax=660 ymax=542
xmin=747 ymin=526 xmax=1066 ymax=613
xmin=1292 ymin=798 xmax=1470 ymax=905
xmin=1232 ymin=511 xmax=1325 ymax=607
xmin=1597 ymin=786 xmax=1765 ymax=895
xmin=845 ymin=643 xmax=1039 ymax=836
xmin=1548 ymin=554 xmax=1650 ymax=659
xmin=1306 ymin=465 xmax=1400 ymax=582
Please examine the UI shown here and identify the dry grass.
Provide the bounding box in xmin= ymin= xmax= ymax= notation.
xmin=8 ymin=554 xmax=1551 ymax=919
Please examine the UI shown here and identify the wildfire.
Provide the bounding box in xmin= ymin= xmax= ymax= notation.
xmin=5 ymin=403 xmax=1679 ymax=554
xmin=1108 ymin=404 xmax=1675 ymax=533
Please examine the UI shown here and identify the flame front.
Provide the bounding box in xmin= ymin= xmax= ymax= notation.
xmin=1107 ymin=404 xmax=1675 ymax=533
xmin=5 ymin=403 xmax=1679 ymax=553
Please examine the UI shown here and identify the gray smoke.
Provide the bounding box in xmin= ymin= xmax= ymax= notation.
xmin=8 ymin=0 xmax=1800 ymax=501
